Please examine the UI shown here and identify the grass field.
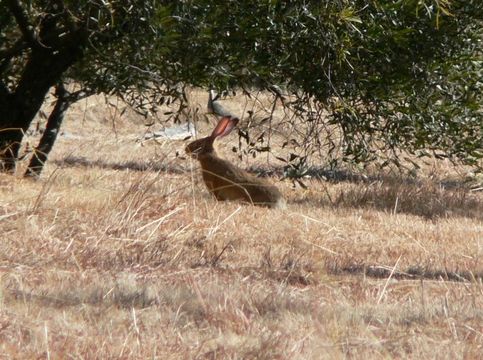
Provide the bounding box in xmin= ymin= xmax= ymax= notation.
xmin=1 ymin=93 xmax=482 ymax=359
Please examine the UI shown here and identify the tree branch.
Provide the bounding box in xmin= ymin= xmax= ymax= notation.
xmin=4 ymin=0 xmax=40 ymax=48
xmin=0 ymin=38 xmax=28 ymax=63
xmin=51 ymin=0 xmax=79 ymax=33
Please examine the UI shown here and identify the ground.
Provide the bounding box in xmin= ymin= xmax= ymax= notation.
xmin=0 ymin=92 xmax=482 ymax=359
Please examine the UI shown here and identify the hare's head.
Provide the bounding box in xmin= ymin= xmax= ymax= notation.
xmin=185 ymin=116 xmax=239 ymax=159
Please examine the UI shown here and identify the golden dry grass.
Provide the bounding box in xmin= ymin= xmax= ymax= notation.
xmin=0 ymin=92 xmax=482 ymax=359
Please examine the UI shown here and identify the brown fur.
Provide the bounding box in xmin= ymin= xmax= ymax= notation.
xmin=186 ymin=117 xmax=285 ymax=208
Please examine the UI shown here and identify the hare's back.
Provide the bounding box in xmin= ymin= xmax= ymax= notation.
xmin=199 ymin=157 xmax=284 ymax=207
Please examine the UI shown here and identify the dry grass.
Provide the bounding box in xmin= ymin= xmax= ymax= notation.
xmin=0 ymin=92 xmax=482 ymax=359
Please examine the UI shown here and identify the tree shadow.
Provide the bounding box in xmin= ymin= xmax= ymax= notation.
xmin=52 ymin=155 xmax=185 ymax=174
xmin=283 ymin=167 xmax=482 ymax=221
xmin=249 ymin=164 xmax=474 ymax=189
xmin=326 ymin=262 xmax=483 ymax=283
xmin=53 ymin=157 xmax=481 ymax=220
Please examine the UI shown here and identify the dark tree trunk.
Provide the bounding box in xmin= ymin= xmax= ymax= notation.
xmin=24 ymin=83 xmax=71 ymax=178
xmin=0 ymin=47 xmax=83 ymax=172
xmin=0 ymin=4 xmax=87 ymax=173
xmin=0 ymin=122 xmax=22 ymax=172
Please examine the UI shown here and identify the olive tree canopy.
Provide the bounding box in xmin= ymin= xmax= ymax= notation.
xmin=1 ymin=0 xmax=481 ymax=175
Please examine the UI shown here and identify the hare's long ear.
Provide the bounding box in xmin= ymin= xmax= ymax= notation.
xmin=210 ymin=116 xmax=239 ymax=139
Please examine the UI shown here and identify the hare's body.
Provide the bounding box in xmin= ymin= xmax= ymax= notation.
xmin=186 ymin=116 xmax=285 ymax=209
xmin=198 ymin=155 xmax=285 ymax=208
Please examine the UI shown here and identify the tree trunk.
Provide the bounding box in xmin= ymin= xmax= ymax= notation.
xmin=24 ymin=83 xmax=71 ymax=178
xmin=0 ymin=7 xmax=87 ymax=173
xmin=0 ymin=48 xmax=82 ymax=172
xmin=0 ymin=126 xmax=23 ymax=173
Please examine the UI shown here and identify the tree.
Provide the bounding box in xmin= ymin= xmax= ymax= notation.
xmin=1 ymin=0 xmax=83 ymax=171
xmin=0 ymin=0 xmax=172 ymax=174
xmin=158 ymin=1 xmax=482 ymax=171
xmin=23 ymin=82 xmax=83 ymax=178
xmin=1 ymin=1 xmax=481 ymax=176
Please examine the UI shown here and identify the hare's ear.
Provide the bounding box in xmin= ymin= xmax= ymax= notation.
xmin=210 ymin=116 xmax=239 ymax=139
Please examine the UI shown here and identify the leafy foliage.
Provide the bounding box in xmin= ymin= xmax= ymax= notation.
xmin=156 ymin=0 xmax=482 ymax=169
xmin=1 ymin=0 xmax=481 ymax=172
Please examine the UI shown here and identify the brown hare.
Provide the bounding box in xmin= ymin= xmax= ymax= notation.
xmin=186 ymin=116 xmax=285 ymax=208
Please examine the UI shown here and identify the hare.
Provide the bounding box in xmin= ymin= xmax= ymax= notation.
xmin=186 ymin=116 xmax=285 ymax=208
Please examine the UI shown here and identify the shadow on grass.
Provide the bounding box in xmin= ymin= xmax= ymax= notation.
xmin=54 ymin=156 xmax=481 ymax=220
xmin=52 ymin=155 xmax=185 ymax=174
xmin=283 ymin=168 xmax=482 ymax=221
xmin=327 ymin=262 xmax=483 ymax=283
